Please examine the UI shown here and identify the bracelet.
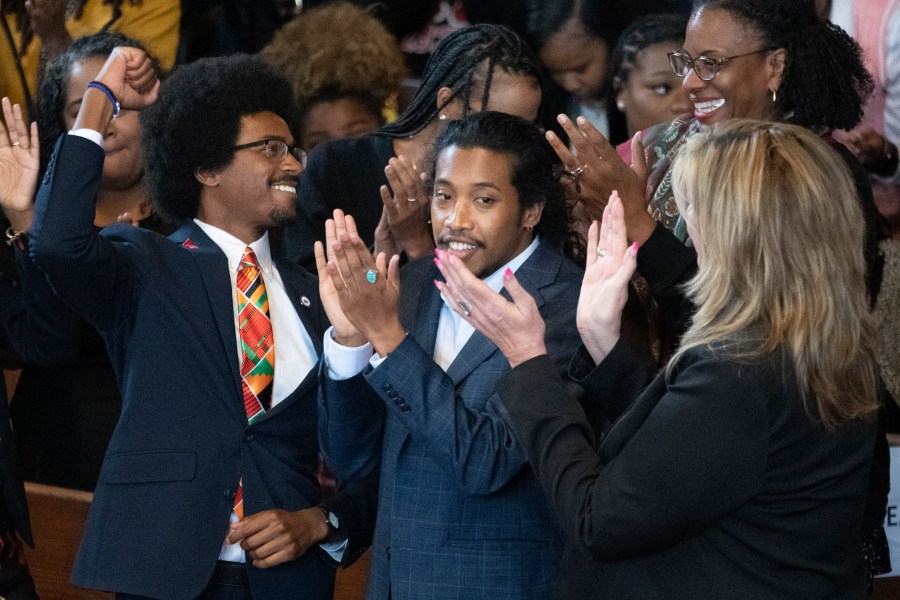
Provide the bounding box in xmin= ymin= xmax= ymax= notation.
xmin=87 ymin=80 xmax=120 ymax=122
xmin=5 ymin=226 xmax=28 ymax=249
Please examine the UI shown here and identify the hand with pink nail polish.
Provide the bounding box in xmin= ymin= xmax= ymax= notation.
xmin=577 ymin=191 xmax=638 ymax=364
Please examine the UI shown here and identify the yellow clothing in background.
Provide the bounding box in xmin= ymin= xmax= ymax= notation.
xmin=1 ymin=0 xmax=179 ymax=117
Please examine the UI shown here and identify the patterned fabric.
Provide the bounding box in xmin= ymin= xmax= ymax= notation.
xmin=234 ymin=247 xmax=275 ymax=519
xmin=644 ymin=114 xmax=701 ymax=242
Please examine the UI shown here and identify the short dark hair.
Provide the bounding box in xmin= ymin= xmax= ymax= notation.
xmin=526 ymin=0 xmax=631 ymax=53
xmin=140 ymin=54 xmax=298 ymax=223
xmin=429 ymin=111 xmax=578 ymax=259
xmin=692 ymin=0 xmax=873 ymax=130
xmin=380 ymin=24 xmax=542 ymax=138
xmin=35 ymin=31 xmax=163 ymax=175
xmin=605 ymin=12 xmax=688 ymax=144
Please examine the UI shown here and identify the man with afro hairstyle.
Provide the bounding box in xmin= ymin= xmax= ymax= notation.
xmin=29 ymin=47 xmax=375 ymax=600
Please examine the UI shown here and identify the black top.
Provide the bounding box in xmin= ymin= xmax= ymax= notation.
xmin=279 ymin=133 xmax=395 ymax=271
xmin=497 ymin=343 xmax=875 ymax=599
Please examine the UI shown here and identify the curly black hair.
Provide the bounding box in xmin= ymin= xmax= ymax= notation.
xmin=34 ymin=31 xmax=162 ymax=176
xmin=429 ymin=111 xmax=580 ymax=260
xmin=604 ymin=12 xmax=688 ymax=144
xmin=380 ymin=24 xmax=542 ymax=138
xmin=140 ymin=54 xmax=298 ymax=224
xmin=693 ymin=0 xmax=873 ymax=131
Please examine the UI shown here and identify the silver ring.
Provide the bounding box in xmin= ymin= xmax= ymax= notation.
xmin=407 ymin=197 xmax=417 ymax=202
xmin=365 ymin=269 xmax=378 ymax=284
xmin=457 ymin=298 xmax=472 ymax=317
xmin=570 ymin=164 xmax=587 ymax=178
xmin=597 ymin=246 xmax=607 ymax=258
xmin=12 ymin=142 xmax=19 ymax=146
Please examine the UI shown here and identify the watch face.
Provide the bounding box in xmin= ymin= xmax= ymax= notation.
xmin=327 ymin=511 xmax=340 ymax=529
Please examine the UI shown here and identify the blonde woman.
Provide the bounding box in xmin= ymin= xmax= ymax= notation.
xmin=433 ymin=120 xmax=879 ymax=599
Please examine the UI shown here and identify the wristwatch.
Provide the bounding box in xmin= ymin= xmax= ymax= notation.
xmin=318 ymin=506 xmax=342 ymax=544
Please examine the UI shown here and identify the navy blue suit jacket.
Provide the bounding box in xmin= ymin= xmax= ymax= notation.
xmin=319 ymin=243 xmax=584 ymax=600
xmin=30 ymin=134 xmax=373 ymax=600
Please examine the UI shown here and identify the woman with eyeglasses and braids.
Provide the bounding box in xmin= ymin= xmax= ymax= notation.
xmin=278 ymin=23 xmax=543 ymax=272
xmin=545 ymin=0 xmax=894 ymax=587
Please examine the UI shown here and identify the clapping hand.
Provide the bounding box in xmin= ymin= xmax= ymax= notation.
xmin=0 ymin=97 xmax=39 ymax=232
xmin=576 ymin=191 xmax=638 ymax=365
xmin=320 ymin=209 xmax=404 ymax=357
xmin=376 ymin=155 xmax=434 ymax=260
xmin=433 ymin=251 xmax=547 ymax=368
xmin=546 ymin=114 xmax=656 ymax=245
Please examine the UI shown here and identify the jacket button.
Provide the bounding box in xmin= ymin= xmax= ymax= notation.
xmin=400 ymin=404 xmax=411 ymax=413
xmin=383 ymin=383 xmax=393 ymax=392
xmin=387 ymin=391 xmax=399 ymax=400
xmin=224 ymin=489 xmax=235 ymax=499
xmin=243 ymin=431 xmax=254 ymax=442
xmin=386 ymin=546 xmax=391 ymax=559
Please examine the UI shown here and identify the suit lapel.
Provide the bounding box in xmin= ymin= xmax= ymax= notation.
xmin=169 ymin=222 xmax=245 ymax=422
xmin=402 ymin=262 xmax=444 ymax=355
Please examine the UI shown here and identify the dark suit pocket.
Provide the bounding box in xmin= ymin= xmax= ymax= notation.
xmin=100 ymin=451 xmax=196 ymax=484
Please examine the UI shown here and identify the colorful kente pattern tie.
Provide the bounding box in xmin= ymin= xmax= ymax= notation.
xmin=233 ymin=247 xmax=275 ymax=519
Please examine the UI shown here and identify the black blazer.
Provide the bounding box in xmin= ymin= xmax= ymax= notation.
xmin=496 ymin=341 xmax=875 ymax=600
xmin=30 ymin=134 xmax=375 ymax=600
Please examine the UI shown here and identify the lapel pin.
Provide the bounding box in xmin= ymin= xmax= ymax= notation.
xmin=300 ymin=296 xmax=311 ymax=307
xmin=182 ymin=238 xmax=199 ymax=249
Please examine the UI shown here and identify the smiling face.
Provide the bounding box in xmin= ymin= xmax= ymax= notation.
xmin=431 ymin=146 xmax=542 ymax=278
xmin=616 ymin=41 xmax=692 ymax=136
xmin=681 ymin=7 xmax=784 ymax=126
xmin=197 ymin=111 xmax=302 ymax=240
xmin=539 ymin=17 xmax=609 ymax=103
xmin=65 ymin=56 xmax=144 ymax=190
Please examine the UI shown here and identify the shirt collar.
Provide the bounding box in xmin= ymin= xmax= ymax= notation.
xmin=193 ymin=219 xmax=273 ymax=273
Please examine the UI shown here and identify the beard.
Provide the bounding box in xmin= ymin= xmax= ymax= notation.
xmin=269 ymin=203 xmax=297 ymax=227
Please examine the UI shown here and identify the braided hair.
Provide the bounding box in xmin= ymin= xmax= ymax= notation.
xmin=603 ymin=13 xmax=687 ymax=144
xmin=692 ymin=0 xmax=872 ymax=131
xmin=1 ymin=0 xmax=137 ymax=49
xmin=379 ymin=24 xmax=542 ymax=138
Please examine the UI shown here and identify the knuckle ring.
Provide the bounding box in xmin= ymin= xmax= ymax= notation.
xmin=571 ymin=164 xmax=587 ymax=177
xmin=597 ymin=246 xmax=607 ymax=258
xmin=12 ymin=142 xmax=20 ymax=146
xmin=457 ymin=298 xmax=472 ymax=317
xmin=365 ymin=269 xmax=378 ymax=284
xmin=407 ymin=197 xmax=417 ymax=202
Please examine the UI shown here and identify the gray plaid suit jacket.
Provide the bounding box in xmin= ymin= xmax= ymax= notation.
xmin=319 ymin=241 xmax=584 ymax=600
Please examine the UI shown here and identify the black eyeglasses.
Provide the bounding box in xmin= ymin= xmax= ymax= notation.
xmin=667 ymin=48 xmax=772 ymax=82
xmin=232 ymin=139 xmax=307 ymax=167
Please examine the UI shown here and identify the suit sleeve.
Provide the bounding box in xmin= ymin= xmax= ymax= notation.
xmin=29 ymin=134 xmax=148 ymax=331
xmin=496 ymin=350 xmax=769 ymax=559
xmin=318 ymin=360 xmax=385 ymax=482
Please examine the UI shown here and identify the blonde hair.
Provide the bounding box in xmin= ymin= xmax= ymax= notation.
xmin=261 ymin=2 xmax=405 ymax=115
xmin=670 ymin=119 xmax=878 ymax=428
